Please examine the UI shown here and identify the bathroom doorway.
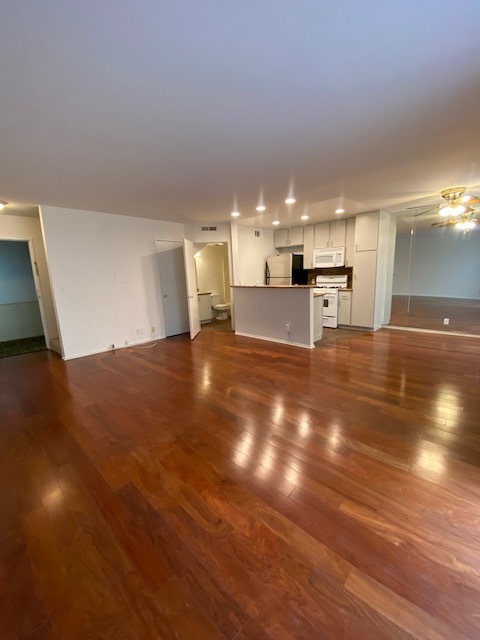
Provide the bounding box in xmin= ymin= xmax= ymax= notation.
xmin=0 ymin=239 xmax=47 ymax=358
xmin=194 ymin=242 xmax=232 ymax=331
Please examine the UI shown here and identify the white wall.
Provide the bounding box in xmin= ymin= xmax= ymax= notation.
xmin=237 ymin=225 xmax=275 ymax=285
xmin=0 ymin=213 xmax=58 ymax=345
xmin=40 ymin=205 xmax=184 ymax=359
xmin=393 ymin=228 xmax=480 ymax=299
xmin=184 ymin=223 xmax=231 ymax=243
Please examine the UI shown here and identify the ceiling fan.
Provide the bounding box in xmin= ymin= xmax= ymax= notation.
xmin=430 ymin=187 xmax=480 ymax=230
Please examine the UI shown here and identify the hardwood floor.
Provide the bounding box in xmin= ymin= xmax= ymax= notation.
xmin=1 ymin=329 xmax=480 ymax=639
xmin=390 ymin=295 xmax=480 ymax=334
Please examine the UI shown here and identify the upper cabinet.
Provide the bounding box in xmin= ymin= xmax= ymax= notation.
xmin=345 ymin=217 xmax=355 ymax=267
xmin=274 ymin=226 xmax=304 ymax=248
xmin=314 ymin=219 xmax=346 ymax=248
xmin=288 ymin=226 xmax=304 ymax=246
xmin=273 ymin=229 xmax=288 ymax=248
xmin=303 ymin=225 xmax=314 ymax=269
xmin=354 ymin=212 xmax=379 ymax=251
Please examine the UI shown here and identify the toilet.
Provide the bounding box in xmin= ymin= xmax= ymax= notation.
xmin=211 ymin=294 xmax=231 ymax=320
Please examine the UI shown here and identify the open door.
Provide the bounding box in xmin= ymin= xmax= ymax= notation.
xmin=183 ymin=239 xmax=201 ymax=340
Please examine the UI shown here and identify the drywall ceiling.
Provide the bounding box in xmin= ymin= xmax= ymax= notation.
xmin=0 ymin=1 xmax=480 ymax=225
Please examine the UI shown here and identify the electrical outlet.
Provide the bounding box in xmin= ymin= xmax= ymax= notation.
xmin=443 ymin=318 xmax=449 ymax=326
xmin=151 ymin=326 xmax=155 ymax=334
xmin=286 ymin=323 xmax=291 ymax=332
xmin=136 ymin=327 xmax=145 ymax=335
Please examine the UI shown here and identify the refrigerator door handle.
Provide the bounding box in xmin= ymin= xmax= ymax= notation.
xmin=265 ymin=262 xmax=270 ymax=285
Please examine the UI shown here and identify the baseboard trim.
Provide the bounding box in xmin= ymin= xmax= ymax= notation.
xmin=234 ymin=331 xmax=314 ymax=349
xmin=386 ymin=325 xmax=480 ymax=339
xmin=63 ymin=337 xmax=163 ymax=361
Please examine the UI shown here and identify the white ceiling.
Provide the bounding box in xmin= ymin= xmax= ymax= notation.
xmin=1 ymin=1 xmax=480 ymax=227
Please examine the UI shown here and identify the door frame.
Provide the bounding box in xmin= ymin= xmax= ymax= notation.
xmin=0 ymin=237 xmax=50 ymax=346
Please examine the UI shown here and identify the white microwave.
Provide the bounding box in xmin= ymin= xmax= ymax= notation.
xmin=313 ymin=247 xmax=345 ymax=268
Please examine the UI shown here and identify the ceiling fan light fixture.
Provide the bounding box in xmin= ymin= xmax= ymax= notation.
xmin=440 ymin=186 xmax=466 ymax=204
xmin=452 ymin=204 xmax=466 ymax=216
xmin=455 ymin=220 xmax=476 ymax=230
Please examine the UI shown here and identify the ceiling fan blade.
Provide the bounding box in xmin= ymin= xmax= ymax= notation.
xmin=407 ymin=204 xmax=438 ymax=211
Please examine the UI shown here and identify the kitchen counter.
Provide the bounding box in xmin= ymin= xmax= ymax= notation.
xmin=232 ymin=285 xmax=323 ymax=348
xmin=233 ymin=284 xmax=313 ymax=288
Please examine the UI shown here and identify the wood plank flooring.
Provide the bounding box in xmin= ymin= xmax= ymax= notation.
xmin=1 ymin=328 xmax=480 ymax=639
xmin=390 ymin=295 xmax=480 ymax=334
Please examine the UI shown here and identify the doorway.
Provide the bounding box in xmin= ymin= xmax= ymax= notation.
xmin=155 ymin=239 xmax=200 ymax=339
xmin=194 ymin=242 xmax=232 ymax=331
xmin=0 ymin=239 xmax=47 ymax=358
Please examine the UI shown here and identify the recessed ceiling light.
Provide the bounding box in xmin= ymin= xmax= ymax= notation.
xmin=0 ymin=201 xmax=7 ymax=211
xmin=272 ymin=220 xmax=280 ymax=225
xmin=335 ymin=208 xmax=345 ymax=214
xmin=231 ymin=211 xmax=240 ymax=217
xmin=301 ymin=215 xmax=309 ymax=221
xmin=285 ymin=198 xmax=296 ymax=205
xmin=256 ymin=205 xmax=266 ymax=212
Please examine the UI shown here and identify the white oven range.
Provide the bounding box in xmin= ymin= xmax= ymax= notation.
xmin=314 ymin=275 xmax=349 ymax=328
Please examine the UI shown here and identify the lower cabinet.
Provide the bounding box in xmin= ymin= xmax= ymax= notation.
xmin=338 ymin=291 xmax=352 ymax=326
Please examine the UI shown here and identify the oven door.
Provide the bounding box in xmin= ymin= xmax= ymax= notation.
xmin=322 ymin=292 xmax=339 ymax=328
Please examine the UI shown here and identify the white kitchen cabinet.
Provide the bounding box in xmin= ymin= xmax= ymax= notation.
xmin=355 ymin=212 xmax=379 ymax=252
xmin=314 ymin=222 xmax=330 ymax=248
xmin=288 ymin=226 xmax=304 ymax=246
xmin=345 ymin=217 xmax=355 ymax=267
xmin=329 ymin=219 xmax=346 ymax=247
xmin=274 ymin=229 xmax=289 ymax=248
xmin=303 ymin=225 xmax=314 ymax=269
xmin=351 ymin=251 xmax=377 ymax=327
xmin=314 ymin=219 xmax=346 ymax=248
xmin=338 ymin=291 xmax=352 ymax=326
xmin=274 ymin=227 xmax=303 ymax=248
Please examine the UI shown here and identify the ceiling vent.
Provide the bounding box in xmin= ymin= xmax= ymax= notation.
xmin=201 ymin=226 xmax=217 ymax=231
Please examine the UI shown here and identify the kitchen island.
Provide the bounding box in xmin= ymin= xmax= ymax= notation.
xmin=232 ymin=285 xmax=323 ymax=349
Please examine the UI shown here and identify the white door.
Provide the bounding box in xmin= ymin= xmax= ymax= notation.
xmin=157 ymin=244 xmax=189 ymax=337
xmin=183 ymin=239 xmax=201 ymax=340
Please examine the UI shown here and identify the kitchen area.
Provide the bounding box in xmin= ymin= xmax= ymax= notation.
xmin=232 ymin=210 xmax=397 ymax=348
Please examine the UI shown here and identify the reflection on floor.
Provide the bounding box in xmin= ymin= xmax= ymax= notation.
xmin=315 ymin=327 xmax=371 ymax=346
xmin=390 ymin=295 xmax=480 ymax=335
xmin=201 ymin=318 xmax=232 ymax=332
